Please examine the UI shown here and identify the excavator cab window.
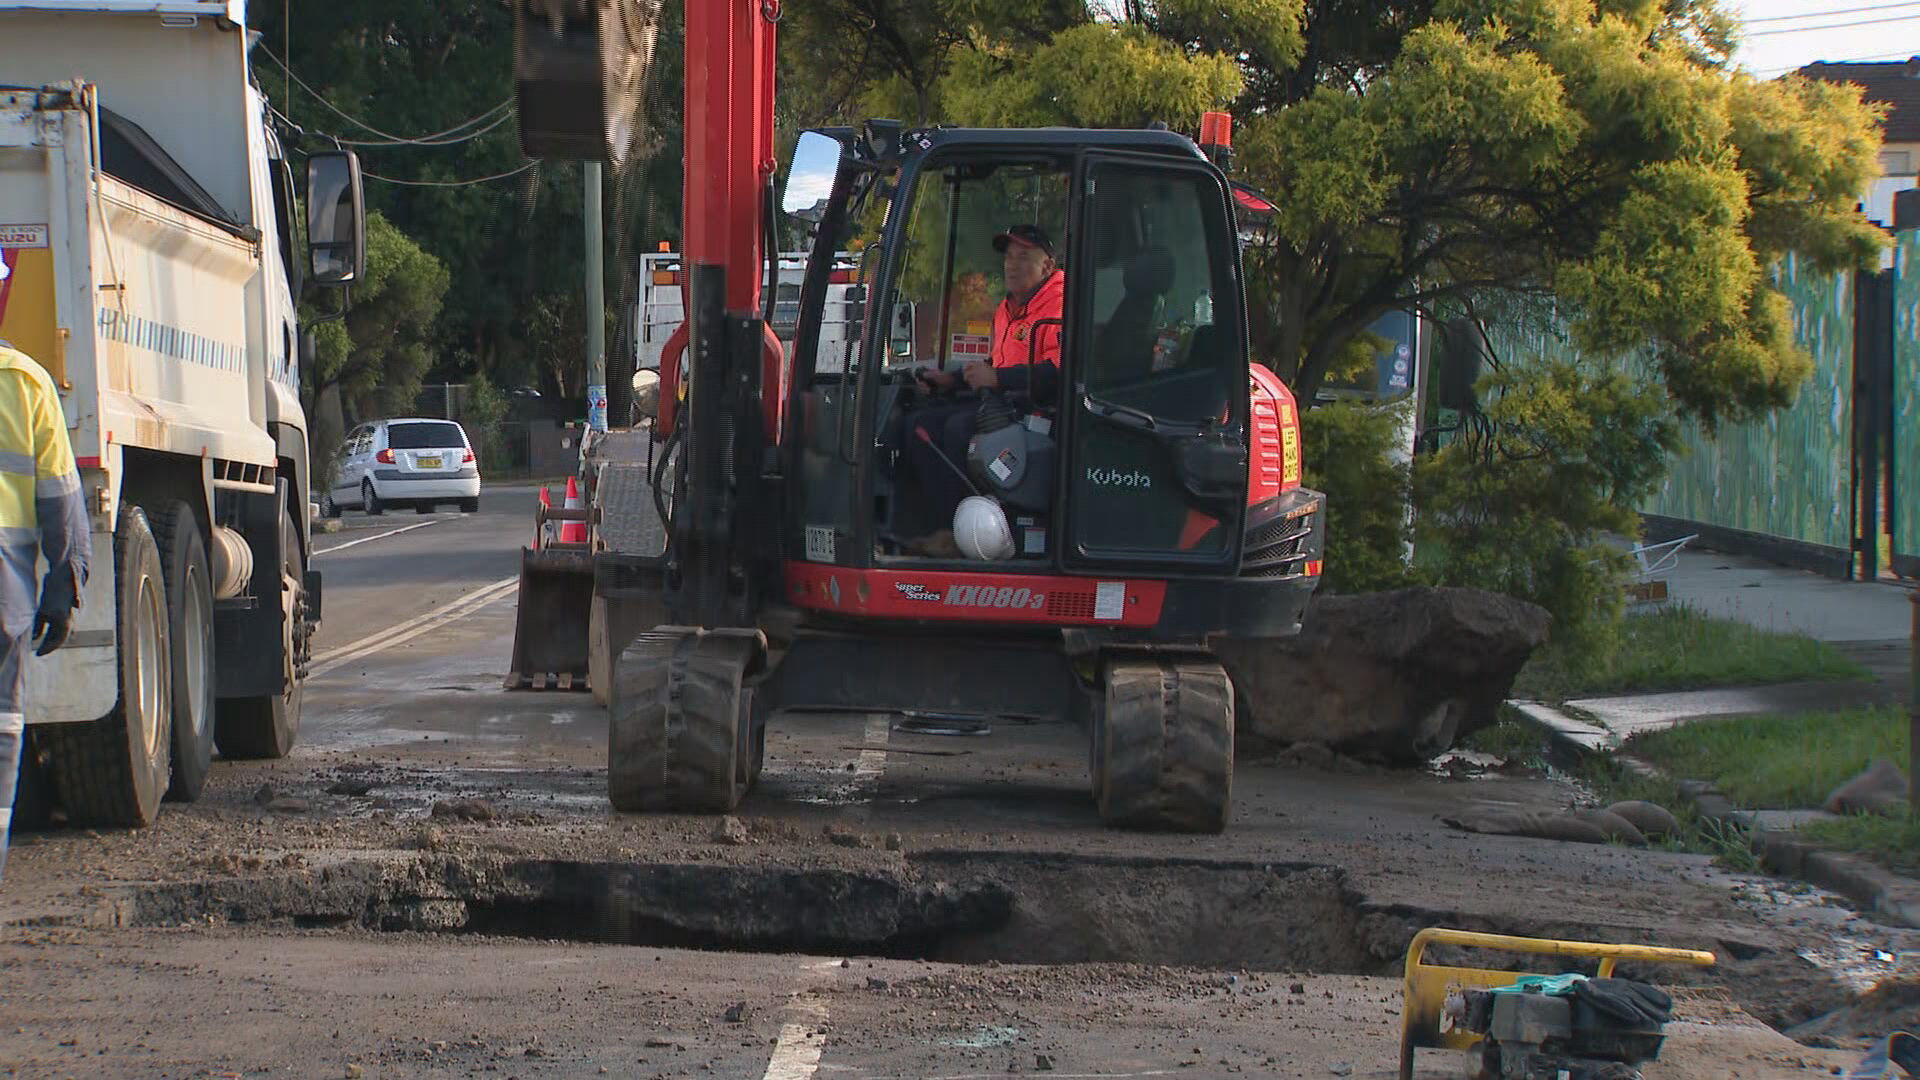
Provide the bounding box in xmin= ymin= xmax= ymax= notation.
xmin=888 ymin=162 xmax=1069 ymax=378
xmin=861 ymin=158 xmax=1072 ymax=554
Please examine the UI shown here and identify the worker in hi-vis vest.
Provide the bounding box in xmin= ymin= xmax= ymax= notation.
xmin=0 ymin=339 xmax=88 ymax=885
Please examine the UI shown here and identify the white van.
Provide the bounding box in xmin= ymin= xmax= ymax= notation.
xmin=323 ymin=418 xmax=481 ymax=516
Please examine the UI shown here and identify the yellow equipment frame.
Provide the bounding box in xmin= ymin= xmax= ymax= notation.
xmin=1399 ymin=927 xmax=1716 ymax=1080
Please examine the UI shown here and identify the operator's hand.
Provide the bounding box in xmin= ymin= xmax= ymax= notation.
xmin=33 ymin=568 xmax=78 ymax=656
xmin=919 ymin=366 xmax=960 ymax=392
xmin=962 ymin=361 xmax=998 ymax=390
xmin=32 ymin=604 xmax=72 ymax=656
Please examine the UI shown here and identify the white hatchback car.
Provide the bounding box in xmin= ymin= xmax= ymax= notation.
xmin=323 ymin=418 xmax=481 ymax=516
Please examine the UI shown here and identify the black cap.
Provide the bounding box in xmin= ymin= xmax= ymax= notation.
xmin=991 ymin=224 xmax=1054 ymax=257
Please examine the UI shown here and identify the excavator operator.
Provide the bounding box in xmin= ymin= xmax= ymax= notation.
xmin=905 ymin=224 xmax=1064 ymax=556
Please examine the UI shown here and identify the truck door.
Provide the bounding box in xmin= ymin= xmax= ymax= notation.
xmin=1062 ymin=153 xmax=1248 ymax=571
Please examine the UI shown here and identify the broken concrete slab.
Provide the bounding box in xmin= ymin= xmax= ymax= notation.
xmin=1218 ymin=586 xmax=1551 ymax=764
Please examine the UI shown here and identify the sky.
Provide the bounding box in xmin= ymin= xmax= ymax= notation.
xmin=1724 ymin=0 xmax=1920 ymax=76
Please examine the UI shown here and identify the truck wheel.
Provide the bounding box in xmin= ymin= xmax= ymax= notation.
xmin=154 ymin=501 xmax=215 ymax=802
xmin=1092 ymin=656 xmax=1233 ymax=833
xmin=42 ymin=505 xmax=173 ymax=827
xmin=361 ymin=479 xmax=383 ymax=516
xmin=214 ymin=510 xmax=304 ymax=759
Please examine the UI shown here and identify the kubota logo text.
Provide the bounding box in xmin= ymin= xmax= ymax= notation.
xmin=1085 ymin=467 xmax=1151 ymax=489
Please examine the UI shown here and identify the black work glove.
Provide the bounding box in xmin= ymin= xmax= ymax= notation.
xmin=33 ymin=567 xmax=79 ymax=657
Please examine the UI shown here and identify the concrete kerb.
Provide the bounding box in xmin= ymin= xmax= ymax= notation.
xmin=1509 ymin=698 xmax=1920 ymax=929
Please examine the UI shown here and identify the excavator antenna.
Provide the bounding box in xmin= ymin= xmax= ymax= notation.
xmin=511 ymin=0 xmax=662 ymax=164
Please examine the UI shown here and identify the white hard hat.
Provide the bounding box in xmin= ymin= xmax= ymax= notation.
xmin=953 ymin=496 xmax=1015 ymax=561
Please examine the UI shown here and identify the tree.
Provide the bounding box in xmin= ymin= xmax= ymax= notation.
xmin=784 ymin=0 xmax=1886 ymax=427
xmin=303 ymin=210 xmax=450 ymax=425
xmin=253 ymin=0 xmax=685 ymax=397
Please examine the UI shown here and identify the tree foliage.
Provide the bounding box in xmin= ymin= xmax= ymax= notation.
xmin=304 ymin=210 xmax=449 ymax=423
xmin=780 ymin=0 xmax=1886 ymax=427
xmin=255 ymin=0 xmax=684 ymax=396
xmin=1299 ymin=401 xmax=1414 ymax=595
xmin=1415 ymin=358 xmax=1681 ymax=644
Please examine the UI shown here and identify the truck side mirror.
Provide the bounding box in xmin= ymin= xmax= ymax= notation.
xmin=307 ymin=150 xmax=365 ymax=286
xmin=782 ymin=131 xmax=841 ymax=223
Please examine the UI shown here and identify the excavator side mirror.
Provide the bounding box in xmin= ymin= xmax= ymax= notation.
xmin=783 ymin=131 xmax=842 ymax=223
xmin=890 ymin=301 xmax=915 ymax=359
xmin=307 ymin=150 xmax=365 ymax=286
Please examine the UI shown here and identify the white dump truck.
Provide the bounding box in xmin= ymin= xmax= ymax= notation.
xmin=0 ymin=0 xmax=365 ymax=825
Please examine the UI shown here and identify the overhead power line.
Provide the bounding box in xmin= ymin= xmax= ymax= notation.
xmin=337 ymin=106 xmax=515 ymax=148
xmin=254 ymin=45 xmax=513 ymax=147
xmin=363 ymin=161 xmax=542 ymax=187
xmin=1746 ymin=1 xmax=1920 ymax=24
xmin=1746 ymin=12 xmax=1920 ymax=36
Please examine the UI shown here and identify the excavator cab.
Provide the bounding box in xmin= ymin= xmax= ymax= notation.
xmin=786 ymin=127 xmax=1260 ymax=577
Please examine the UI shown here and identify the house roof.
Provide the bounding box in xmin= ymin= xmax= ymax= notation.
xmin=1796 ymin=57 xmax=1920 ymax=143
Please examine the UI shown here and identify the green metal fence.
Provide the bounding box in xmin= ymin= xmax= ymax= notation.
xmin=1641 ymin=253 xmax=1856 ymax=553
xmin=1896 ymin=231 xmax=1920 ymax=572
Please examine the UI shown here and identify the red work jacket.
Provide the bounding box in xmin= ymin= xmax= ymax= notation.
xmin=990 ymin=270 xmax=1065 ymax=370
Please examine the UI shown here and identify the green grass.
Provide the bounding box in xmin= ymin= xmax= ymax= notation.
xmin=1511 ymin=605 xmax=1870 ymax=701
xmin=1460 ymin=716 xmax=1551 ymax=760
xmin=1623 ymin=706 xmax=1904 ymax=809
xmin=1803 ymin=814 xmax=1920 ymax=876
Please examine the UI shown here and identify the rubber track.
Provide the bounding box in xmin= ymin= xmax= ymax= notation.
xmin=608 ymin=629 xmax=752 ymax=812
xmin=42 ymin=508 xmax=169 ymax=827
xmin=1096 ymin=658 xmax=1233 ymax=833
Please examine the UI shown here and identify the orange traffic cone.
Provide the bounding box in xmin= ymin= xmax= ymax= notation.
xmin=560 ymin=476 xmax=587 ymax=544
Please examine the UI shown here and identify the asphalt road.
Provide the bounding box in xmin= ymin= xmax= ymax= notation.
xmin=0 ymin=493 xmax=1897 ymax=1079
xmin=309 ymin=485 xmax=534 ymax=655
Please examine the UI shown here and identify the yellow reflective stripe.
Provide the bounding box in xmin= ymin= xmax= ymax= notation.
xmin=0 ymin=345 xmax=76 ymax=501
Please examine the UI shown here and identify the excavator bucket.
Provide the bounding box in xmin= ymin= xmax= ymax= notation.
xmin=511 ymin=0 xmax=662 ymax=165
xmin=504 ymin=548 xmax=595 ymax=690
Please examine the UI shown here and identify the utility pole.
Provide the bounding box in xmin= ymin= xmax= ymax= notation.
xmin=585 ymin=161 xmax=607 ymax=432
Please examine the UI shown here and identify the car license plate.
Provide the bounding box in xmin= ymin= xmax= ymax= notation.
xmin=419 ymin=456 xmax=442 ymax=469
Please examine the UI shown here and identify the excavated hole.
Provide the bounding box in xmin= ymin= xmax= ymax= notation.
xmin=114 ymin=851 xmax=1857 ymax=1041
xmin=121 ymin=852 xmax=1384 ymax=973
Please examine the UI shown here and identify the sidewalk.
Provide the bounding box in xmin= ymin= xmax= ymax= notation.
xmin=1511 ymin=540 xmax=1919 ymax=922
xmin=1657 ymin=545 xmax=1914 ymax=643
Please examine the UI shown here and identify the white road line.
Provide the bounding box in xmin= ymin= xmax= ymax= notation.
xmin=309 ymin=574 xmax=518 ymax=676
xmin=854 ymin=714 xmax=890 ymax=784
xmin=759 ymin=970 xmax=835 ymax=1080
xmin=760 ymin=1000 xmax=830 ymax=1080
xmin=312 ymin=518 xmax=443 ymax=557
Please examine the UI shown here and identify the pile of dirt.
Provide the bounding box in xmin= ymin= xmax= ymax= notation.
xmin=1786 ymin=978 xmax=1920 ymax=1048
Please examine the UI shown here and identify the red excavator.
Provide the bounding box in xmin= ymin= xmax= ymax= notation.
xmin=507 ymin=0 xmax=1324 ymax=832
